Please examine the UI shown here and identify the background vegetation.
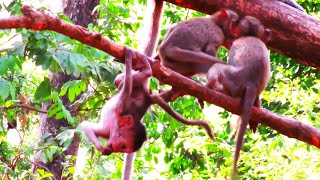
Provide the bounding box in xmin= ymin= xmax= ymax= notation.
xmin=0 ymin=0 xmax=319 ymax=179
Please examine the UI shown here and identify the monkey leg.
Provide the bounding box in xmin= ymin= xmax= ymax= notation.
xmin=249 ymin=98 xmax=261 ymax=133
xmin=165 ymin=46 xmax=223 ymax=65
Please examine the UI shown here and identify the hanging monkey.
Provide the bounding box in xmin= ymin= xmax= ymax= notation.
xmin=81 ymin=47 xmax=214 ymax=156
xmin=205 ymin=16 xmax=271 ymax=179
xmin=122 ymin=0 xmax=165 ymax=179
xmin=157 ymin=9 xmax=239 ymax=77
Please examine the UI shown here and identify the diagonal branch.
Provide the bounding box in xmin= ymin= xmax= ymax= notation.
xmin=0 ymin=5 xmax=319 ymax=148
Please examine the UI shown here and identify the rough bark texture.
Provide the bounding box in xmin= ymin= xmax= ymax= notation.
xmin=164 ymin=0 xmax=320 ymax=69
xmin=31 ymin=1 xmax=99 ymax=179
xmin=62 ymin=0 xmax=99 ymax=27
xmin=33 ymin=73 xmax=81 ymax=179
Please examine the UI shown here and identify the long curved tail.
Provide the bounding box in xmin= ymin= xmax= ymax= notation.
xmin=232 ymin=86 xmax=257 ymax=180
xmin=150 ymin=94 xmax=214 ymax=140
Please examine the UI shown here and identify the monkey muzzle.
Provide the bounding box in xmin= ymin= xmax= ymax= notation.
xmin=102 ymin=147 xmax=113 ymax=155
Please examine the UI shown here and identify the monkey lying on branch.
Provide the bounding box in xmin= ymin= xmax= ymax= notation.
xmin=81 ymin=47 xmax=214 ymax=155
xmin=205 ymin=16 xmax=271 ymax=179
xmin=157 ymin=9 xmax=239 ymax=78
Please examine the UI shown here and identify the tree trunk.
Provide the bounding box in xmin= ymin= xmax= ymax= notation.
xmin=31 ymin=1 xmax=99 ymax=179
xmin=164 ymin=0 xmax=320 ymax=69
xmin=62 ymin=0 xmax=99 ymax=27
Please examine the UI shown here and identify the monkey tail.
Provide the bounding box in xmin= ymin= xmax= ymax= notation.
xmin=149 ymin=94 xmax=214 ymax=140
xmin=232 ymin=85 xmax=256 ymax=180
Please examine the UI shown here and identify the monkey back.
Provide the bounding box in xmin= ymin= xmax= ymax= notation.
xmin=160 ymin=17 xmax=224 ymax=52
xmin=229 ymin=37 xmax=271 ymax=92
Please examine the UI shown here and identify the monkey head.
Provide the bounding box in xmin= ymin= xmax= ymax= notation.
xmin=105 ymin=115 xmax=147 ymax=155
xmin=211 ymin=9 xmax=240 ymax=49
xmin=230 ymin=16 xmax=271 ymax=43
xmin=212 ymin=9 xmax=239 ymax=36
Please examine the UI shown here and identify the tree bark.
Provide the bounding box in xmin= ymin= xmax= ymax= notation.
xmin=62 ymin=0 xmax=99 ymax=27
xmin=31 ymin=1 xmax=99 ymax=179
xmin=163 ymin=0 xmax=320 ymax=69
xmin=32 ymin=74 xmax=81 ymax=179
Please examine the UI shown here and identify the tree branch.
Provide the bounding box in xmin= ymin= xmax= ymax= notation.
xmin=163 ymin=0 xmax=320 ymax=69
xmin=5 ymin=104 xmax=47 ymax=114
xmin=0 ymin=6 xmax=319 ymax=149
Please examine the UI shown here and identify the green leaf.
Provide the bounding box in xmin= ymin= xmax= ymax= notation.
xmin=61 ymin=106 xmax=74 ymax=124
xmin=56 ymin=111 xmax=65 ymax=120
xmin=7 ymin=56 xmax=16 ymax=73
xmin=48 ymin=104 xmax=62 ymax=118
xmin=5 ymin=100 xmax=14 ymax=107
xmin=68 ymin=87 xmax=76 ymax=102
xmin=35 ymin=77 xmax=51 ymax=100
xmin=0 ymin=79 xmax=11 ymax=101
xmin=56 ymin=130 xmax=75 ymax=147
xmin=0 ymin=58 xmax=8 ymax=75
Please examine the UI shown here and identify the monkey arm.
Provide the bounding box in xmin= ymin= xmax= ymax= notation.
xmin=80 ymin=122 xmax=108 ymax=153
xmin=165 ymin=46 xmax=224 ymax=65
xmin=121 ymin=47 xmax=133 ymax=101
xmin=249 ymin=98 xmax=261 ymax=133
xmin=149 ymin=94 xmax=214 ymax=140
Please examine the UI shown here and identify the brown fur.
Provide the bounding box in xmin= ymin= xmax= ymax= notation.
xmin=206 ymin=16 xmax=271 ymax=179
xmin=158 ymin=9 xmax=239 ymax=77
xmin=81 ymin=48 xmax=215 ymax=156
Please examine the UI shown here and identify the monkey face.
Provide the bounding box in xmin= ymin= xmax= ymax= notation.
xmin=105 ymin=115 xmax=136 ymax=154
xmin=107 ymin=128 xmax=136 ymax=154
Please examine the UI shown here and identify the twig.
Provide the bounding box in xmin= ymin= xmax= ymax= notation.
xmin=5 ymin=104 xmax=47 ymax=114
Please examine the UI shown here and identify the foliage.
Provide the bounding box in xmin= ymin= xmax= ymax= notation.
xmin=0 ymin=0 xmax=320 ymax=179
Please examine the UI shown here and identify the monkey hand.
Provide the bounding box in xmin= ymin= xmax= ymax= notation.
xmin=198 ymin=98 xmax=205 ymax=109
xmin=133 ymin=53 xmax=150 ymax=70
xmin=101 ymin=146 xmax=113 ymax=155
xmin=249 ymin=120 xmax=258 ymax=133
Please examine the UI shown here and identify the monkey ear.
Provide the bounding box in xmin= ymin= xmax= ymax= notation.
xmin=118 ymin=115 xmax=134 ymax=129
xmin=218 ymin=8 xmax=228 ymax=20
xmin=262 ymin=29 xmax=272 ymax=43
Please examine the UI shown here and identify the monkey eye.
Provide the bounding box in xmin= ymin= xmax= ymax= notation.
xmin=120 ymin=145 xmax=126 ymax=150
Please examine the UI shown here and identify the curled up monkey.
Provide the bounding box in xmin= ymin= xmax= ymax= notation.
xmin=157 ymin=9 xmax=239 ymax=77
xmin=205 ymin=16 xmax=271 ymax=179
xmin=80 ymin=47 xmax=215 ymax=156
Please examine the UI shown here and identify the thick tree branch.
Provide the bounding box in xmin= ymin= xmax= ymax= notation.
xmin=0 ymin=6 xmax=319 ymax=149
xmin=163 ymin=0 xmax=320 ymax=69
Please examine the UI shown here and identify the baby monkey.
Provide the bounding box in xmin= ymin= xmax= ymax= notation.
xmin=157 ymin=9 xmax=239 ymax=77
xmin=81 ymin=47 xmax=214 ymax=155
xmin=206 ymin=16 xmax=271 ymax=179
